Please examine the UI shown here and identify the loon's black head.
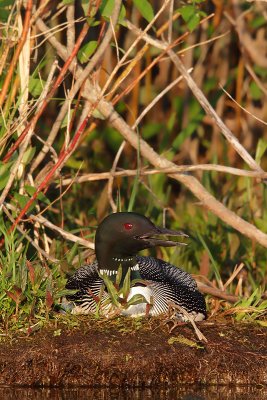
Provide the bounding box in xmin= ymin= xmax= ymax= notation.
xmin=95 ymin=212 xmax=188 ymax=270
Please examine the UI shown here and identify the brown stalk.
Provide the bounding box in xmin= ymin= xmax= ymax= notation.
xmin=3 ymin=3 xmax=93 ymax=164
xmin=0 ymin=0 xmax=33 ymax=108
xmin=31 ymin=0 xmax=122 ymax=172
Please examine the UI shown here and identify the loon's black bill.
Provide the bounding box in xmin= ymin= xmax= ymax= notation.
xmin=157 ymin=227 xmax=189 ymax=238
xmin=138 ymin=226 xmax=188 ymax=247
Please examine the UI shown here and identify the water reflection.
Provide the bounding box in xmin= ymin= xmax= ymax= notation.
xmin=0 ymin=386 xmax=266 ymax=400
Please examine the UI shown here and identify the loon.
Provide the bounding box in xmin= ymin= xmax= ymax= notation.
xmin=65 ymin=212 xmax=207 ymax=321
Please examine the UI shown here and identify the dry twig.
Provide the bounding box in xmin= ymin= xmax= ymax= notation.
xmin=168 ymin=302 xmax=208 ymax=343
xmin=59 ymin=165 xmax=267 ymax=186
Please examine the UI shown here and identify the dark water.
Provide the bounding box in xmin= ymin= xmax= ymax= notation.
xmin=0 ymin=386 xmax=266 ymax=400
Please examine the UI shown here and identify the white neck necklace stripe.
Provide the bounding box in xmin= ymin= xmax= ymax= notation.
xmin=112 ymin=256 xmax=134 ymax=262
xmin=99 ymin=263 xmax=139 ymax=275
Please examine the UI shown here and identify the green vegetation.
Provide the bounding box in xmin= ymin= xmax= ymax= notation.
xmin=0 ymin=0 xmax=266 ymax=333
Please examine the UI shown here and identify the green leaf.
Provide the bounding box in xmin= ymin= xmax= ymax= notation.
xmin=235 ymin=288 xmax=260 ymax=321
xmin=229 ymin=234 xmax=240 ymax=259
xmin=18 ymin=262 xmax=28 ymax=293
xmin=97 ymin=0 xmax=125 ymax=25
xmin=172 ymin=102 xmax=204 ymax=150
xmin=24 ymin=185 xmax=50 ymax=205
xmin=133 ymin=0 xmax=154 ymax=23
xmin=65 ymin=157 xmax=84 ymax=170
xmin=66 ymin=242 xmax=79 ymax=264
xmin=61 ymin=109 xmax=74 ymax=128
xmin=118 ymin=4 xmax=126 ymax=25
xmin=254 ymin=66 xmax=267 ymax=79
xmin=178 ymin=5 xmax=202 ymax=31
xmin=172 ymin=121 xmax=197 ymax=150
xmin=0 ymin=0 xmax=14 ymax=5
xmin=142 ymin=122 xmax=163 ymax=140
xmin=250 ymin=15 xmax=266 ymax=29
xmin=249 ymin=81 xmax=263 ymax=101
xmin=55 ymin=289 xmax=78 ymax=299
xmin=13 ymin=193 xmax=36 ymax=213
xmin=167 ymin=112 xmax=176 ymax=132
xmin=24 ymin=185 xmax=36 ymax=196
xmin=115 ymin=265 xmax=123 ymax=287
xmin=197 ymin=233 xmax=222 ymax=285
xmin=101 ymin=273 xmax=120 ymax=307
xmin=187 ymin=13 xmax=200 ymax=32
xmin=100 ymin=0 xmax=114 ymax=18
xmin=178 ymin=5 xmax=195 ymax=22
xmin=0 ymin=9 xmax=9 ymax=22
xmin=13 ymin=193 xmax=30 ymax=209
xmin=36 ymin=192 xmax=50 ymax=205
xmin=127 ymin=294 xmax=147 ymax=306
xmin=104 ymin=127 xmax=123 ymax=150
xmin=29 ymin=78 xmax=45 ymax=97
xmin=0 ymin=162 xmax=11 ymax=190
xmin=168 ymin=335 xmax=204 ymax=348
xmin=0 ymin=0 xmax=14 ymax=22
xmin=120 ymin=268 xmax=131 ymax=299
xmin=255 ymin=138 xmax=267 ymax=164
xmin=22 ymin=146 xmax=35 ymax=165
xmin=78 ymin=41 xmax=98 ymax=63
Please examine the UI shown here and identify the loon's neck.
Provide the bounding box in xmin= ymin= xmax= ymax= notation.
xmin=97 ymin=255 xmax=141 ymax=285
xmin=97 ymin=251 xmax=138 ymax=273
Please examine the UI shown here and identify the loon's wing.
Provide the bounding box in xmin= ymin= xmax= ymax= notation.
xmin=65 ymin=261 xmax=108 ymax=314
xmin=136 ymin=255 xmax=197 ymax=289
xmin=136 ymin=255 xmax=206 ymax=319
xmin=147 ymin=281 xmax=206 ymax=319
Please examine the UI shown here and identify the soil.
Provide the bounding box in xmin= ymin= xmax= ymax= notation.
xmin=0 ymin=318 xmax=266 ymax=389
xmin=0 ymin=386 xmax=266 ymax=400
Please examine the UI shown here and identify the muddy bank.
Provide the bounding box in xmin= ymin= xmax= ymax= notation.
xmin=0 ymin=386 xmax=266 ymax=400
xmin=0 ymin=319 xmax=266 ymax=387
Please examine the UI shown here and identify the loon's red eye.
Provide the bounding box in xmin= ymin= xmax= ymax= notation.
xmin=124 ymin=223 xmax=133 ymax=230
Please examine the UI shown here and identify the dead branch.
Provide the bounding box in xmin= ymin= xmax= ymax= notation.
xmin=59 ymin=165 xmax=267 ymax=186
xmin=196 ymin=282 xmax=239 ymax=303
xmin=29 ymin=214 xmax=94 ymax=250
xmin=36 ymin=15 xmax=267 ymax=248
